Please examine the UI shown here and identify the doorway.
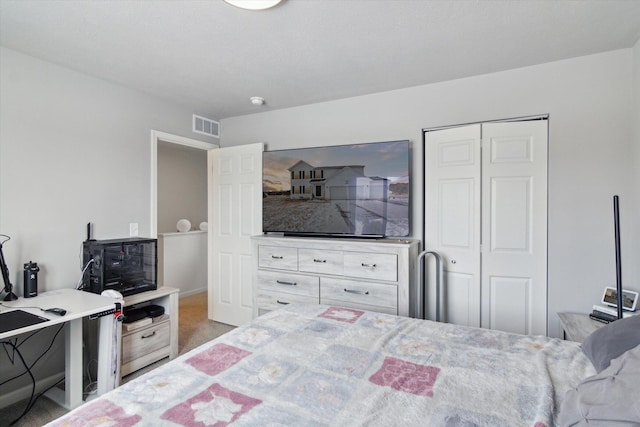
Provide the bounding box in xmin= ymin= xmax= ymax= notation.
xmin=150 ymin=130 xmax=219 ymax=237
xmin=150 ymin=130 xmax=219 ymax=303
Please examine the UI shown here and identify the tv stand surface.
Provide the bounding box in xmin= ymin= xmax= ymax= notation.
xmin=278 ymin=232 xmax=385 ymax=239
xmin=251 ymin=235 xmax=419 ymax=318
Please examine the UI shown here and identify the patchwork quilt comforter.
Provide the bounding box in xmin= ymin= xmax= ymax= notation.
xmin=47 ymin=304 xmax=595 ymax=426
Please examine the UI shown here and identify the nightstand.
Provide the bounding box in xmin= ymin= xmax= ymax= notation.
xmin=557 ymin=312 xmax=606 ymax=343
xmin=121 ymin=286 xmax=179 ymax=377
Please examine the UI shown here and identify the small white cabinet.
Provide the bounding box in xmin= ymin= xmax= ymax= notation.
xmin=252 ymin=236 xmax=419 ymax=318
xmin=120 ymin=286 xmax=179 ymax=378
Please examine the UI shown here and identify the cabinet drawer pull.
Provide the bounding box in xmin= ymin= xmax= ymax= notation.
xmin=276 ymin=280 xmax=297 ymax=286
xmin=141 ymin=331 xmax=156 ymax=339
xmin=276 ymin=300 xmax=290 ymax=305
xmin=313 ymin=259 xmax=327 ymax=263
xmin=271 ymin=255 xmax=284 ymax=259
xmin=344 ymin=288 xmax=370 ymax=295
xmin=361 ymin=263 xmax=377 ymax=268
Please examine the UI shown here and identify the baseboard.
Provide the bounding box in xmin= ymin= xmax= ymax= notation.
xmin=178 ymin=287 xmax=206 ymax=298
xmin=0 ymin=371 xmax=65 ymax=408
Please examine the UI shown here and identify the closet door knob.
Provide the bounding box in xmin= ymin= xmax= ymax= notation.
xmin=450 ymin=259 xmax=457 ymax=264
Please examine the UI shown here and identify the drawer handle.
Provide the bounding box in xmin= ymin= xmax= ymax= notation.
xmin=276 ymin=280 xmax=297 ymax=286
xmin=276 ymin=300 xmax=290 ymax=305
xmin=313 ymin=259 xmax=327 ymax=263
xmin=361 ymin=263 xmax=377 ymax=268
xmin=271 ymin=255 xmax=284 ymax=259
xmin=344 ymin=288 xmax=370 ymax=295
xmin=141 ymin=331 xmax=156 ymax=339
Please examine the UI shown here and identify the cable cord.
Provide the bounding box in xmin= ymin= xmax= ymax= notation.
xmin=84 ymin=358 xmax=98 ymax=397
xmin=1 ymin=337 xmax=18 ymax=364
xmin=20 ymin=376 xmax=65 ymax=423
xmin=0 ymin=321 xmax=48 ymax=363
xmin=0 ymin=323 xmax=66 ymax=425
xmin=76 ymin=258 xmax=94 ymax=290
xmin=0 ymin=324 xmax=64 ymax=388
xmin=0 ymin=341 xmax=36 ymax=426
xmin=1 ymin=302 xmax=44 ymax=311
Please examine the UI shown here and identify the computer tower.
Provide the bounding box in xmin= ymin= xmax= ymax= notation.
xmin=82 ymin=238 xmax=157 ymax=296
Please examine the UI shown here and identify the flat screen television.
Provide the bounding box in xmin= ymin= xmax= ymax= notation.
xmin=262 ymin=140 xmax=410 ymax=237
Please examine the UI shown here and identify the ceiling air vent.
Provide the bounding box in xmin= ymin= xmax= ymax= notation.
xmin=193 ymin=114 xmax=220 ymax=138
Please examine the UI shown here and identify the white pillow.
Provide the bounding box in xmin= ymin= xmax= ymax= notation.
xmin=558 ymin=343 xmax=640 ymax=426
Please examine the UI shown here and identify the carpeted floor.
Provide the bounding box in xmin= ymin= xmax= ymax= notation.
xmin=0 ymin=292 xmax=234 ymax=427
xmin=176 ymin=292 xmax=235 ymax=355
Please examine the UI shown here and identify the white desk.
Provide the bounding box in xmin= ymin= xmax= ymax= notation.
xmin=0 ymin=289 xmax=117 ymax=409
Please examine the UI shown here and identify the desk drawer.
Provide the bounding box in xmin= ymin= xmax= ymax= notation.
xmin=122 ymin=320 xmax=170 ymax=365
xmin=258 ymin=245 xmax=298 ymax=271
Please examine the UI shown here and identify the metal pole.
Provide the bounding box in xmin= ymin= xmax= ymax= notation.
xmin=418 ymin=250 xmax=444 ymax=322
xmin=613 ymin=195 xmax=623 ymax=320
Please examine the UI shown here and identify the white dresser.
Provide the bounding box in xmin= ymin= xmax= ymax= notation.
xmin=252 ymin=235 xmax=420 ymax=318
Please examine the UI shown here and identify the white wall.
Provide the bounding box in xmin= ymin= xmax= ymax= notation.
xmin=157 ymin=142 xmax=207 ymax=234
xmin=0 ymin=47 xmax=216 ymax=405
xmin=221 ymin=48 xmax=637 ymax=338
xmin=0 ymin=47 xmax=217 ymax=294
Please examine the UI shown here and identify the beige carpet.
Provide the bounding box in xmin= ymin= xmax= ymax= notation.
xmin=0 ymin=292 xmax=234 ymax=427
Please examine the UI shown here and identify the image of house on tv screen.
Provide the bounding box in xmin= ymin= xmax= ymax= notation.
xmin=263 ymin=140 xmax=410 ymax=237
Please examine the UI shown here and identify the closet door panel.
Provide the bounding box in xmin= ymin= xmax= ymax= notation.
xmin=489 ymin=276 xmax=529 ymax=334
xmin=481 ymin=121 xmax=547 ymax=335
xmin=424 ymin=124 xmax=481 ymax=326
xmin=490 ymin=177 xmax=531 ymax=252
xmin=445 ymin=272 xmax=476 ymax=326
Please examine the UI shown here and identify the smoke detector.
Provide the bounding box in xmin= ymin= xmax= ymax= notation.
xmin=250 ymin=96 xmax=266 ymax=106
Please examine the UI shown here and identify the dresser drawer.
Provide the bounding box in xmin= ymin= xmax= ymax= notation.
xmin=256 ymin=270 xmax=319 ymax=297
xmin=320 ymin=277 xmax=397 ymax=314
xmin=255 ymin=291 xmax=319 ymax=311
xmin=258 ymin=245 xmax=298 ymax=271
xmin=298 ymin=249 xmax=343 ymax=275
xmin=122 ymin=320 xmax=170 ymax=365
xmin=343 ymin=252 xmax=397 ymax=282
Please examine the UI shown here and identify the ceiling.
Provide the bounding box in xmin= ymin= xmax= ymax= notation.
xmin=1 ymin=0 xmax=639 ymax=120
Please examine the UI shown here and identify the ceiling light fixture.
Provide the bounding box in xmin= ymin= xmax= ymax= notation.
xmin=250 ymin=96 xmax=266 ymax=106
xmin=223 ymin=0 xmax=283 ymax=11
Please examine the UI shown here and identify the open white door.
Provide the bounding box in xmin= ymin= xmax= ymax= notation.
xmin=208 ymin=143 xmax=263 ymax=326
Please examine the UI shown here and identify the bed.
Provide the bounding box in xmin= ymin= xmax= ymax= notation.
xmin=46 ymin=304 xmax=640 ymax=426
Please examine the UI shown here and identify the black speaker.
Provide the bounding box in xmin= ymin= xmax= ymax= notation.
xmin=23 ymin=261 xmax=39 ymax=298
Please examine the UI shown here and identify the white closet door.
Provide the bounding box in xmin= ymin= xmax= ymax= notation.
xmin=208 ymin=143 xmax=263 ymax=326
xmin=424 ymin=119 xmax=548 ymax=335
xmin=424 ymin=124 xmax=481 ymax=327
xmin=481 ymin=121 xmax=548 ymax=335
